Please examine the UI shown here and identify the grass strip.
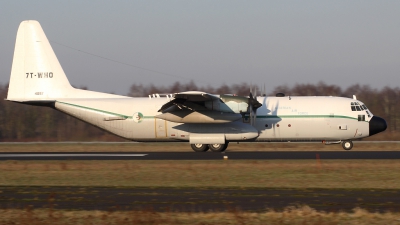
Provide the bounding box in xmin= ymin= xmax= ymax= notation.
xmin=1 ymin=160 xmax=400 ymax=188
xmin=1 ymin=206 xmax=400 ymax=225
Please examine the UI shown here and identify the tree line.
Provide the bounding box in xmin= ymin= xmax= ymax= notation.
xmin=0 ymin=82 xmax=397 ymax=141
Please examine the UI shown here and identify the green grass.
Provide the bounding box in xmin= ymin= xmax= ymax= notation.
xmin=2 ymin=207 xmax=400 ymax=225
xmin=1 ymin=160 xmax=400 ymax=188
xmin=2 ymin=159 xmax=400 ymax=223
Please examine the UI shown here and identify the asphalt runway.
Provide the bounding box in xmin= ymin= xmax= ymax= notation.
xmin=0 ymin=151 xmax=400 ymax=160
xmin=2 ymin=186 xmax=400 ymax=212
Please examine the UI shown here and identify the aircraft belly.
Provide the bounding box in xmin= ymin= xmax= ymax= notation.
xmin=55 ymin=102 xmax=134 ymax=139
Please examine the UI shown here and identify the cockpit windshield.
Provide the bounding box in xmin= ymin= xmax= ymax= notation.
xmin=350 ymin=102 xmax=368 ymax=111
xmin=350 ymin=102 xmax=371 ymax=117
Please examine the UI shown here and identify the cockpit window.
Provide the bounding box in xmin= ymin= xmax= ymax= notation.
xmin=351 ymin=102 xmax=368 ymax=111
xmin=366 ymin=110 xmax=371 ymax=117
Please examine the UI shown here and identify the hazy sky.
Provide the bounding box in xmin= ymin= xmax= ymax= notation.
xmin=1 ymin=1 xmax=399 ymax=95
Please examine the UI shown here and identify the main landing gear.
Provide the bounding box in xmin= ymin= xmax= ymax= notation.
xmin=190 ymin=144 xmax=209 ymax=152
xmin=191 ymin=143 xmax=229 ymax=152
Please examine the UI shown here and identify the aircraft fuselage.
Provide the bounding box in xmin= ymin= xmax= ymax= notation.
xmin=54 ymin=95 xmax=380 ymax=143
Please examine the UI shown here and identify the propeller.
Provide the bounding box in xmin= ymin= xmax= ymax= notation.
xmin=248 ymin=86 xmax=262 ymax=126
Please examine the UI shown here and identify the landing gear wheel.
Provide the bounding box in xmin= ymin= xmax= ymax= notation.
xmin=209 ymin=142 xmax=229 ymax=152
xmin=342 ymin=140 xmax=353 ymax=151
xmin=191 ymin=144 xmax=209 ymax=152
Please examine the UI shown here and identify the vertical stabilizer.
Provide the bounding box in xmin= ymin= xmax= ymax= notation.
xmin=8 ymin=20 xmax=74 ymax=101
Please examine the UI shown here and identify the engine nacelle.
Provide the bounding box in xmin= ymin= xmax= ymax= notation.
xmin=205 ymin=95 xmax=249 ymax=113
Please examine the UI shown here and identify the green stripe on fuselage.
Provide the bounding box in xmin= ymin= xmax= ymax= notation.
xmin=255 ymin=115 xmax=357 ymax=120
xmin=57 ymin=101 xmax=132 ymax=119
xmin=57 ymin=101 xmax=360 ymax=122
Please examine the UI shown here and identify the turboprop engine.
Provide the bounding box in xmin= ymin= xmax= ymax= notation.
xmin=204 ymin=95 xmax=249 ymax=113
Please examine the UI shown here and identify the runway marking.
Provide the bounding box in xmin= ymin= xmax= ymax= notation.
xmin=0 ymin=153 xmax=148 ymax=157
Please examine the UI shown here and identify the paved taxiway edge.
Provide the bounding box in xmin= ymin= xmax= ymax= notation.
xmin=0 ymin=151 xmax=399 ymax=160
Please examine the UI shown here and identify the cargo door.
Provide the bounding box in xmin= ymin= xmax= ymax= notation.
xmin=155 ymin=118 xmax=167 ymax=138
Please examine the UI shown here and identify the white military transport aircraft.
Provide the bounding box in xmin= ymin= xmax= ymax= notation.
xmin=6 ymin=21 xmax=387 ymax=151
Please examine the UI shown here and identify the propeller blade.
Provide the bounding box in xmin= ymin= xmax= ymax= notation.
xmin=249 ymin=105 xmax=253 ymax=125
xmin=248 ymin=85 xmax=262 ymax=126
xmin=252 ymin=108 xmax=256 ymax=126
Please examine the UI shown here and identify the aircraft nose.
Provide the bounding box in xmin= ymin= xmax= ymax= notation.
xmin=369 ymin=116 xmax=387 ymax=136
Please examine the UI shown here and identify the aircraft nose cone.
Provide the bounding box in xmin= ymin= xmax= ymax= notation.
xmin=369 ymin=116 xmax=387 ymax=136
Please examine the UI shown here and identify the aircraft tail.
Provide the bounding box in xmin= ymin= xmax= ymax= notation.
xmin=7 ymin=20 xmax=122 ymax=102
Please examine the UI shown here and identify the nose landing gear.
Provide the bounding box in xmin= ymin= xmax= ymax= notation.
xmin=342 ymin=140 xmax=353 ymax=150
xmin=323 ymin=140 xmax=354 ymax=150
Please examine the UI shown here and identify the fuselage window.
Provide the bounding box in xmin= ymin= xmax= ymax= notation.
xmin=362 ymin=105 xmax=367 ymax=110
xmin=351 ymin=106 xmax=356 ymax=111
xmin=356 ymin=106 xmax=361 ymax=111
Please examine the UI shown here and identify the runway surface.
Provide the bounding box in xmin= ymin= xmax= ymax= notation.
xmin=1 ymin=151 xmax=400 ymax=160
xmin=2 ymin=186 xmax=400 ymax=212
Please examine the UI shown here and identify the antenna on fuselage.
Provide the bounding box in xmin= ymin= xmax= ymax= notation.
xmin=353 ymin=95 xmax=357 ymax=100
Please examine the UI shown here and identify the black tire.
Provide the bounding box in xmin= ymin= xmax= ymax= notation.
xmin=209 ymin=142 xmax=229 ymax=152
xmin=191 ymin=144 xmax=209 ymax=152
xmin=222 ymin=142 xmax=229 ymax=151
xmin=342 ymin=140 xmax=353 ymax=150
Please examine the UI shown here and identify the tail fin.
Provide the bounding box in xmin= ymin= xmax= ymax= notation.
xmin=7 ymin=20 xmax=122 ymax=102
xmin=7 ymin=20 xmax=75 ymax=102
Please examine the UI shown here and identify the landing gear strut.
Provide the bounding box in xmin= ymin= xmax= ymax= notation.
xmin=190 ymin=144 xmax=209 ymax=152
xmin=342 ymin=140 xmax=353 ymax=151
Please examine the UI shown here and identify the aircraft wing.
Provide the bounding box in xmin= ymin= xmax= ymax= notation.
xmin=156 ymin=91 xmax=262 ymax=124
xmin=156 ymin=91 xmax=243 ymax=123
xmin=158 ymin=91 xmax=219 ymax=112
xmin=173 ymin=91 xmax=219 ymax=102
